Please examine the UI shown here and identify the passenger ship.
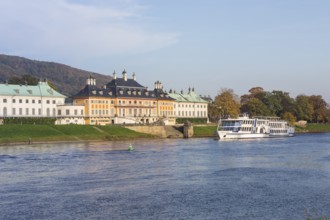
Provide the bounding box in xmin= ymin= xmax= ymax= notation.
xmin=217 ymin=114 xmax=295 ymax=140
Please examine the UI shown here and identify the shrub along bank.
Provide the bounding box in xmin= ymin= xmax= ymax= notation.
xmin=0 ymin=125 xmax=154 ymax=144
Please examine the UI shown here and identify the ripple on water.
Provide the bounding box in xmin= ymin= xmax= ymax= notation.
xmin=0 ymin=135 xmax=330 ymax=219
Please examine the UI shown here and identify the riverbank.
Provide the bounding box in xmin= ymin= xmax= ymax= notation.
xmin=295 ymin=123 xmax=330 ymax=133
xmin=1 ymin=123 xmax=330 ymax=145
xmin=0 ymin=124 xmax=155 ymax=145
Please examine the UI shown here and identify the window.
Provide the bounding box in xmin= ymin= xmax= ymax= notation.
xmin=53 ymin=108 xmax=56 ymax=116
xmin=53 ymin=100 xmax=56 ymax=104
xmin=26 ymin=108 xmax=29 ymax=115
xmin=81 ymin=110 xmax=83 ymax=115
xmin=38 ymin=108 xmax=41 ymax=115
xmin=19 ymin=108 xmax=23 ymax=115
xmin=3 ymin=107 xmax=7 ymax=117
xmin=26 ymin=100 xmax=29 ymax=103
xmin=66 ymin=109 xmax=70 ymax=115
xmin=13 ymin=99 xmax=16 ymax=103
xmin=32 ymin=108 xmax=35 ymax=115
xmin=3 ymin=99 xmax=7 ymax=103
xmin=58 ymin=110 xmax=61 ymax=115
xmin=32 ymin=100 xmax=35 ymax=104
xmin=19 ymin=99 xmax=22 ymax=103
xmin=12 ymin=108 xmax=16 ymax=115
xmin=38 ymin=100 xmax=41 ymax=104
xmin=47 ymin=100 xmax=50 ymax=104
xmin=74 ymin=110 xmax=77 ymax=115
xmin=47 ymin=108 xmax=50 ymax=116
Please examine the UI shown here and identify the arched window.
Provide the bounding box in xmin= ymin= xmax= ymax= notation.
xmin=47 ymin=108 xmax=50 ymax=117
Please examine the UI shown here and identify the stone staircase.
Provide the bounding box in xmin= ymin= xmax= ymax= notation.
xmin=125 ymin=125 xmax=184 ymax=138
xmin=164 ymin=125 xmax=184 ymax=138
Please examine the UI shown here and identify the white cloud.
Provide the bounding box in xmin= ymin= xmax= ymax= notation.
xmin=0 ymin=0 xmax=180 ymax=62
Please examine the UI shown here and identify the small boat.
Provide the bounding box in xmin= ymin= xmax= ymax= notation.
xmin=217 ymin=114 xmax=295 ymax=140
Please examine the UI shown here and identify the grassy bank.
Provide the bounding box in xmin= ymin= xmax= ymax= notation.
xmin=2 ymin=123 xmax=330 ymax=145
xmin=295 ymin=123 xmax=330 ymax=133
xmin=0 ymin=124 xmax=154 ymax=144
xmin=193 ymin=125 xmax=217 ymax=138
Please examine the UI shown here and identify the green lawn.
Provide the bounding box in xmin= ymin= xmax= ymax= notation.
xmin=0 ymin=125 xmax=70 ymax=143
xmin=295 ymin=123 xmax=330 ymax=133
xmin=97 ymin=125 xmax=155 ymax=140
xmin=0 ymin=124 xmax=152 ymax=144
xmin=193 ymin=125 xmax=217 ymax=137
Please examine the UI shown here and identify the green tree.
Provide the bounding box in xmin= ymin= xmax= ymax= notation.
xmin=295 ymin=95 xmax=314 ymax=122
xmin=283 ymin=112 xmax=296 ymax=126
xmin=208 ymin=103 xmax=221 ymax=122
xmin=214 ymin=89 xmax=240 ymax=118
xmin=257 ymin=92 xmax=281 ymax=116
xmin=271 ymin=90 xmax=295 ymax=117
xmin=309 ymin=95 xmax=328 ymax=123
xmin=240 ymin=87 xmax=265 ymax=105
xmin=240 ymin=98 xmax=271 ymax=117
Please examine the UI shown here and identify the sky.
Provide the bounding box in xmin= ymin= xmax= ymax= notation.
xmin=1 ymin=0 xmax=330 ymax=102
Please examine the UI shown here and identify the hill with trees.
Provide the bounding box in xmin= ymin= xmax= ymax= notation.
xmin=0 ymin=54 xmax=112 ymax=96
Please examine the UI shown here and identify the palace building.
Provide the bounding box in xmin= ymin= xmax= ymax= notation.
xmin=168 ymin=87 xmax=209 ymax=121
xmin=73 ymin=70 xmax=176 ymax=125
xmin=0 ymin=81 xmax=85 ymax=125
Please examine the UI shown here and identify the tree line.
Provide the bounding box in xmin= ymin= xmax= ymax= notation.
xmin=208 ymin=87 xmax=330 ymax=124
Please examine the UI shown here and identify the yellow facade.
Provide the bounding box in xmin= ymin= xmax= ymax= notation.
xmin=74 ymin=97 xmax=115 ymax=125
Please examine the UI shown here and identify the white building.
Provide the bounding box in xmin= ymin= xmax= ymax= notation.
xmin=168 ymin=88 xmax=208 ymax=121
xmin=0 ymin=81 xmax=66 ymax=119
xmin=55 ymin=104 xmax=85 ymax=125
xmin=0 ymin=81 xmax=87 ymax=125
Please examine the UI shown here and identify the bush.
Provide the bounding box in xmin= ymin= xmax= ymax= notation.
xmin=3 ymin=117 xmax=56 ymax=125
xmin=176 ymin=118 xmax=208 ymax=124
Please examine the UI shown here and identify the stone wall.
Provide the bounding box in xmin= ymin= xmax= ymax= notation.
xmin=125 ymin=125 xmax=183 ymax=138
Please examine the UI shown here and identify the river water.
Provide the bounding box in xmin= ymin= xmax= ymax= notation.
xmin=1 ymin=134 xmax=330 ymax=219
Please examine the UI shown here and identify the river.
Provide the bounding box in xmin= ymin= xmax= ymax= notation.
xmin=1 ymin=133 xmax=330 ymax=219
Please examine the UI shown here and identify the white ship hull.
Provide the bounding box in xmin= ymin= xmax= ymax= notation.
xmin=218 ymin=131 xmax=269 ymax=140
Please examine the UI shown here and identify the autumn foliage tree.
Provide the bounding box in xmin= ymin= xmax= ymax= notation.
xmin=214 ymin=89 xmax=240 ymax=118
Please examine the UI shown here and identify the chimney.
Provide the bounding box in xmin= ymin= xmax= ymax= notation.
xmin=132 ymin=72 xmax=136 ymax=81
xmin=123 ymin=69 xmax=127 ymax=81
xmin=86 ymin=76 xmax=96 ymax=85
xmin=113 ymin=70 xmax=117 ymax=79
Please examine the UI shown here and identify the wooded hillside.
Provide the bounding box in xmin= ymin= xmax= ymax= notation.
xmin=0 ymin=54 xmax=112 ymax=96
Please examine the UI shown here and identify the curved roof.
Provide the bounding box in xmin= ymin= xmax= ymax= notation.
xmin=168 ymin=90 xmax=208 ymax=103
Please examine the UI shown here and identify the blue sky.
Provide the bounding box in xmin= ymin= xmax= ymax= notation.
xmin=1 ymin=0 xmax=330 ymax=102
